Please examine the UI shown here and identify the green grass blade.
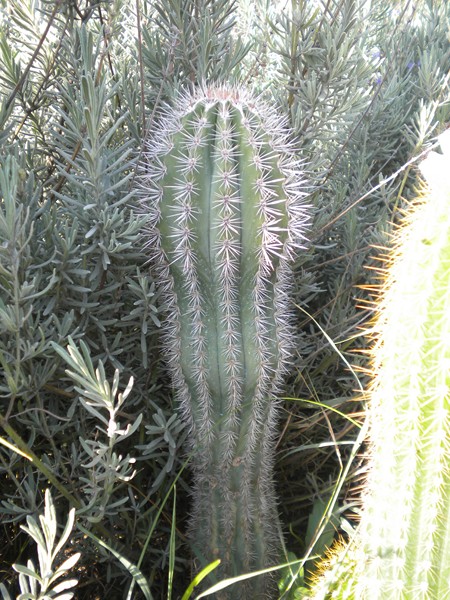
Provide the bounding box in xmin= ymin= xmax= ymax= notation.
xmin=77 ymin=524 xmax=153 ymax=600
xmin=194 ymin=558 xmax=309 ymax=599
xmin=126 ymin=457 xmax=189 ymax=599
xmin=167 ymin=485 xmax=176 ymax=600
xmin=181 ymin=559 xmax=221 ymax=600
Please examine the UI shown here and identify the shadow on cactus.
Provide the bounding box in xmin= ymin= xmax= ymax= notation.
xmin=140 ymin=84 xmax=309 ymax=597
xmin=308 ymin=129 xmax=450 ymax=599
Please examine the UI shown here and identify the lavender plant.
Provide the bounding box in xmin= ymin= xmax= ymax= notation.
xmin=1 ymin=0 xmax=450 ymax=597
xmin=0 ymin=489 xmax=80 ymax=600
xmin=141 ymin=84 xmax=309 ymax=596
xmin=0 ymin=4 xmax=176 ymax=595
xmin=244 ymin=0 xmax=450 ymax=551
xmin=53 ymin=338 xmax=142 ymax=523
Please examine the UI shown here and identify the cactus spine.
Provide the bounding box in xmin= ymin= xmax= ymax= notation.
xmin=310 ymin=130 xmax=450 ymax=599
xmin=142 ymin=85 xmax=308 ymax=596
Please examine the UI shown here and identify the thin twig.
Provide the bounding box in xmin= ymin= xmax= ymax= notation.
xmin=4 ymin=0 xmax=65 ymax=114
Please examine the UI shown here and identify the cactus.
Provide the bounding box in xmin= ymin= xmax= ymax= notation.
xmin=141 ymin=85 xmax=308 ymax=596
xmin=309 ymin=129 xmax=450 ymax=599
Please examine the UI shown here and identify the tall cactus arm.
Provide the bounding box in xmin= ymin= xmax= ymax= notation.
xmin=309 ymin=129 xmax=450 ymax=600
xmin=141 ymin=85 xmax=308 ymax=597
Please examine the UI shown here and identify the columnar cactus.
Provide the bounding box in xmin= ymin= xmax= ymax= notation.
xmin=142 ymin=85 xmax=308 ymax=596
xmin=309 ymin=129 xmax=450 ymax=599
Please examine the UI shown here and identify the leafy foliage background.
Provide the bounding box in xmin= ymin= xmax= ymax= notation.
xmin=0 ymin=0 xmax=449 ymax=598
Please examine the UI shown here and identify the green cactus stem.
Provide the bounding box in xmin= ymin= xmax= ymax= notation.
xmin=142 ymin=85 xmax=308 ymax=596
xmin=309 ymin=129 xmax=450 ymax=600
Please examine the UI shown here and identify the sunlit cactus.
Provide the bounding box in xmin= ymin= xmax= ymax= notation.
xmin=141 ymin=84 xmax=308 ymax=596
xmin=309 ymin=129 xmax=450 ymax=600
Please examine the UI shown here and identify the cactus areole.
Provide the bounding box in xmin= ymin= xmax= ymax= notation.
xmin=142 ymin=85 xmax=308 ymax=596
